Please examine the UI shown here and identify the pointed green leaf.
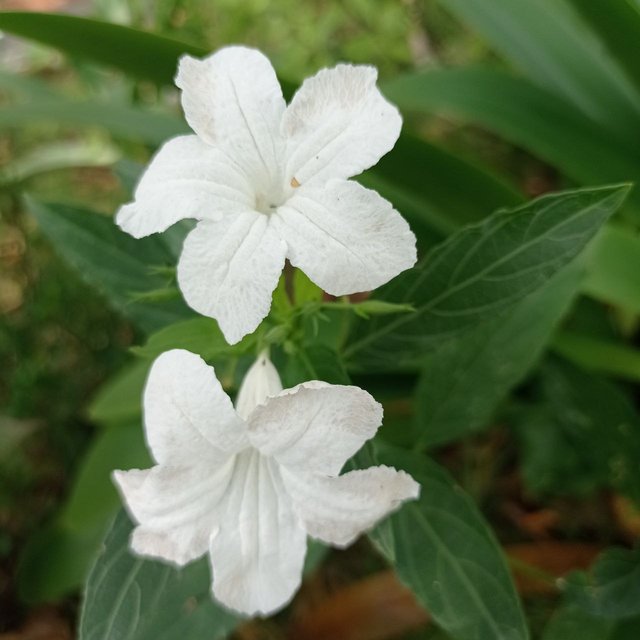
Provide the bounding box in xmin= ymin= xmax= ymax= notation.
xmin=564 ymin=546 xmax=640 ymax=619
xmin=79 ymin=511 xmax=238 ymax=640
xmin=416 ymin=263 xmax=582 ymax=448
xmin=27 ymin=198 xmax=192 ymax=332
xmin=346 ymin=185 xmax=629 ymax=370
xmin=367 ymin=444 xmax=528 ymax=640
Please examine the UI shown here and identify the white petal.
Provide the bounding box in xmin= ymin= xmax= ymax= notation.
xmin=209 ymin=450 xmax=307 ymax=616
xmin=247 ymin=382 xmax=382 ymax=476
xmin=113 ymin=459 xmax=235 ymax=566
xmin=176 ymin=47 xmax=285 ymax=192
xmin=282 ymin=64 xmax=401 ymax=185
xmin=177 ymin=212 xmax=287 ymax=344
xmin=235 ymin=352 xmax=283 ymax=420
xmin=144 ymin=349 xmax=248 ymax=466
xmin=274 ymin=179 xmax=416 ymax=296
xmin=116 ymin=135 xmax=254 ymax=239
xmin=282 ymin=465 xmax=420 ymax=547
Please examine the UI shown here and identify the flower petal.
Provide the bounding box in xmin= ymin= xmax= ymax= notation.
xmin=113 ymin=460 xmax=235 ymax=566
xmin=144 ymin=349 xmax=248 ymax=466
xmin=177 ymin=212 xmax=287 ymax=344
xmin=209 ymin=450 xmax=307 ymax=616
xmin=176 ymin=47 xmax=285 ymax=191
xmin=282 ymin=465 xmax=420 ymax=547
xmin=282 ymin=64 xmax=401 ymax=185
xmin=247 ymin=382 xmax=382 ymax=476
xmin=116 ymin=135 xmax=254 ymax=239
xmin=274 ymin=179 xmax=416 ymax=296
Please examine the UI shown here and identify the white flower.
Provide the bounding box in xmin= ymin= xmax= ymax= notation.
xmin=113 ymin=349 xmax=419 ymax=616
xmin=116 ymin=46 xmax=417 ymax=344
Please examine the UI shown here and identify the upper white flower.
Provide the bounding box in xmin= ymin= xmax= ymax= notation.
xmin=116 ymin=46 xmax=417 ymax=344
xmin=113 ymin=349 xmax=419 ymax=616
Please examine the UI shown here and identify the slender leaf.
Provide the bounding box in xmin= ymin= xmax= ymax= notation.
xmin=416 ymin=264 xmax=582 ymax=448
xmin=27 ymin=198 xmax=192 ymax=332
xmin=79 ymin=511 xmax=238 ymax=640
xmin=564 ymin=547 xmax=640 ymax=619
xmin=583 ymin=225 xmax=640 ymax=314
xmin=345 ymin=185 xmax=629 ymax=370
xmin=366 ymin=444 xmax=528 ymax=640
xmin=442 ymin=0 xmax=640 ymax=139
xmin=569 ymin=0 xmax=640 ymax=98
xmin=88 ymin=360 xmax=149 ymax=426
xmin=0 ymin=140 xmax=120 ymax=188
xmin=0 ymin=101 xmax=187 ymax=145
xmin=0 ymin=12 xmax=205 ymax=85
xmin=383 ymin=68 xmax=640 ymax=206
xmin=552 ymin=332 xmax=640 ymax=383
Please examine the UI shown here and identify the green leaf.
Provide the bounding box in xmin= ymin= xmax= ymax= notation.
xmin=27 ymin=198 xmax=192 ymax=332
xmin=79 ymin=511 xmax=238 ymax=640
xmin=514 ymin=359 xmax=640 ymax=502
xmin=583 ymin=225 xmax=640 ymax=314
xmin=416 ymin=263 xmax=582 ymax=448
xmin=0 ymin=12 xmax=206 ymax=85
xmin=551 ymin=332 xmax=640 ymax=383
xmin=366 ymin=444 xmax=528 ymax=640
xmin=569 ymin=0 xmax=640 ymax=97
xmin=0 ymin=101 xmax=187 ymax=145
xmin=345 ymin=185 xmax=629 ymax=370
xmin=441 ymin=0 xmax=640 ymax=139
xmin=564 ymin=546 xmax=640 ymax=619
xmin=383 ymin=68 xmax=640 ymax=204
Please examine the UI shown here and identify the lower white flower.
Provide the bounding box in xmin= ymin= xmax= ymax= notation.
xmin=113 ymin=349 xmax=419 ymax=616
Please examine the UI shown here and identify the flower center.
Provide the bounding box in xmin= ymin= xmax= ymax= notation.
xmin=254 ymin=192 xmax=281 ymax=215
xmin=254 ymin=177 xmax=300 ymax=215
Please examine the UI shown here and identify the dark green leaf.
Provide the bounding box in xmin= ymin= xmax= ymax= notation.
xmin=362 ymin=134 xmax=522 ymax=250
xmin=564 ymin=547 xmax=640 ymax=619
xmin=345 ymin=185 xmax=629 ymax=370
xmin=366 ymin=444 xmax=528 ymax=640
xmin=416 ymin=264 xmax=582 ymax=448
xmin=383 ymin=69 xmax=640 ymax=204
xmin=541 ymin=607 xmax=640 ymax=640
xmin=79 ymin=511 xmax=238 ymax=640
xmin=27 ymin=198 xmax=192 ymax=332
xmin=279 ymin=345 xmax=350 ymax=388
xmin=514 ymin=359 xmax=640 ymax=502
xmin=0 ymin=12 xmax=205 ymax=85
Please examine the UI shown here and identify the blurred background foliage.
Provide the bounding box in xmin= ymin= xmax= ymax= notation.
xmin=2 ymin=0 xmax=640 ymax=639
